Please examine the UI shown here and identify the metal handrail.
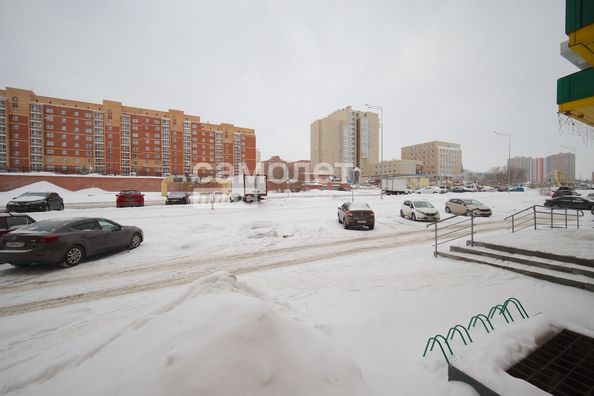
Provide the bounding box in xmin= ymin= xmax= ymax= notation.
xmin=504 ymin=205 xmax=585 ymax=233
xmin=427 ymin=210 xmax=477 ymax=257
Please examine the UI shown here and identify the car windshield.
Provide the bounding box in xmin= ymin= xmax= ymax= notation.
xmin=169 ymin=192 xmax=186 ymax=197
xmin=413 ymin=201 xmax=434 ymax=208
xmin=120 ymin=190 xmax=140 ymax=195
xmin=463 ymin=200 xmax=482 ymax=205
xmin=19 ymin=192 xmax=49 ymax=198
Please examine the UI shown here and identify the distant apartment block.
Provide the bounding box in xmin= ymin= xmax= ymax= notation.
xmin=369 ymin=158 xmax=424 ymax=178
xmin=531 ymin=157 xmax=546 ymax=184
xmin=401 ymin=141 xmax=462 ymax=183
xmin=546 ymin=152 xmax=575 ymax=180
xmin=509 ymin=156 xmax=531 ymax=184
xmin=310 ymin=106 xmax=379 ymax=180
xmin=509 ymin=152 xmax=575 ymax=184
xmin=0 ymin=87 xmax=257 ymax=177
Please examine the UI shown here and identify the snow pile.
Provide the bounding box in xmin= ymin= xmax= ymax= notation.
xmin=20 ymin=272 xmax=369 ymax=396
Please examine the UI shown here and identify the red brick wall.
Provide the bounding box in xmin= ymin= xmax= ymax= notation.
xmin=0 ymin=174 xmax=163 ymax=192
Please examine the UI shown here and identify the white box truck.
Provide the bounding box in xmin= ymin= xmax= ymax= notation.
xmin=381 ymin=178 xmax=409 ymax=195
xmin=229 ymin=174 xmax=268 ymax=202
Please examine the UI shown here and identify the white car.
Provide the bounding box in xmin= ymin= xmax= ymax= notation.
xmin=417 ymin=186 xmax=443 ymax=194
xmin=400 ymin=200 xmax=440 ymax=222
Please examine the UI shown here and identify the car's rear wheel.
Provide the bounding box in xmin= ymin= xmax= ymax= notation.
xmin=62 ymin=245 xmax=84 ymax=268
xmin=45 ymin=204 xmax=51 ymax=212
xmin=58 ymin=203 xmax=64 ymax=211
xmin=129 ymin=233 xmax=142 ymax=249
xmin=400 ymin=210 xmax=405 ymax=218
xmin=445 ymin=207 xmax=451 ymax=213
xmin=343 ymin=220 xmax=349 ymax=229
xmin=338 ymin=215 xmax=342 ymax=224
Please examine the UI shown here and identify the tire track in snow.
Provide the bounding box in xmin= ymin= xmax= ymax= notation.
xmin=0 ymin=221 xmax=507 ymax=317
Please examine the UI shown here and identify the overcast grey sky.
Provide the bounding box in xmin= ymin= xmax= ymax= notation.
xmin=1 ymin=1 xmax=592 ymax=179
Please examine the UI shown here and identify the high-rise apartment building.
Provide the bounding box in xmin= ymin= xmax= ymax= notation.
xmin=401 ymin=141 xmax=462 ymax=183
xmin=547 ymin=152 xmax=575 ymax=180
xmin=0 ymin=87 xmax=257 ymax=177
xmin=531 ymin=158 xmax=546 ymax=184
xmin=509 ymin=156 xmax=531 ymax=184
xmin=310 ymin=106 xmax=379 ymax=180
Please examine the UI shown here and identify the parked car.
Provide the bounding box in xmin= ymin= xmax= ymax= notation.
xmin=0 ymin=217 xmax=143 ymax=268
xmin=438 ymin=186 xmax=450 ymax=193
xmin=543 ymin=196 xmax=594 ymax=212
xmin=509 ymin=187 xmax=525 ymax=192
xmin=400 ymin=200 xmax=440 ymax=222
xmin=337 ymin=202 xmax=375 ymax=230
xmin=5 ymin=192 xmax=64 ymax=212
xmin=551 ymin=189 xmax=579 ymax=198
xmin=116 ymin=190 xmax=145 ymax=207
xmin=417 ymin=186 xmax=443 ymax=194
xmin=166 ymin=191 xmax=191 ymax=205
xmin=451 ymin=186 xmax=474 ymax=193
xmin=445 ymin=198 xmax=492 ymax=217
xmin=0 ymin=212 xmax=36 ymax=236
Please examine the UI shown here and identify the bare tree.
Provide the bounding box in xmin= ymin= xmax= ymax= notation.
xmin=509 ymin=166 xmax=528 ymax=186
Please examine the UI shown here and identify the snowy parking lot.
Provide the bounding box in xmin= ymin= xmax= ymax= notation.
xmin=1 ymin=182 xmax=593 ymax=395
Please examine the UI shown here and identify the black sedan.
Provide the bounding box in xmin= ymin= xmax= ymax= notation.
xmin=0 ymin=217 xmax=143 ymax=268
xmin=5 ymin=192 xmax=64 ymax=212
xmin=543 ymin=196 xmax=594 ymax=213
xmin=166 ymin=191 xmax=191 ymax=205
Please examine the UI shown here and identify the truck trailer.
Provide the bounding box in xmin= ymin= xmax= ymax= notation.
xmin=229 ymin=174 xmax=268 ymax=202
xmin=381 ymin=178 xmax=410 ymax=195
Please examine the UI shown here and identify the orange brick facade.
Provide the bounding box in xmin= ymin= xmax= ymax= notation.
xmin=0 ymin=87 xmax=257 ymax=178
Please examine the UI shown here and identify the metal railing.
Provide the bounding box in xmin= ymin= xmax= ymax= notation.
xmin=505 ymin=205 xmax=585 ymax=233
xmin=427 ymin=210 xmax=478 ymax=257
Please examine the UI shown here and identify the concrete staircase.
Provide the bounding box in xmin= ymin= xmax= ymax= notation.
xmin=438 ymin=241 xmax=594 ymax=292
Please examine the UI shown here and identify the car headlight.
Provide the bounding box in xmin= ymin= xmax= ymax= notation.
xmin=7 ymin=201 xmax=15 ymax=205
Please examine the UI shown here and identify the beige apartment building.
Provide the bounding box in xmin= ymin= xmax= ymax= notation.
xmin=310 ymin=106 xmax=379 ymax=181
xmin=401 ymin=141 xmax=462 ymax=183
xmin=369 ymin=158 xmax=424 ymax=178
xmin=0 ymin=87 xmax=257 ymax=177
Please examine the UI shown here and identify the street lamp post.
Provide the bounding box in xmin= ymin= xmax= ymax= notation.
xmin=351 ymin=167 xmax=360 ymax=202
xmin=494 ymin=132 xmax=511 ymax=193
xmin=365 ymin=104 xmax=383 ymax=199
xmin=560 ymin=145 xmax=576 ymax=183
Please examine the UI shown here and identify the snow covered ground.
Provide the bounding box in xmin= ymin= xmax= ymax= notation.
xmin=0 ymin=181 xmax=593 ymax=395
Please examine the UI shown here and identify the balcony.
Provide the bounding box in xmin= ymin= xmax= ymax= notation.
xmin=558 ymin=0 xmax=594 ymax=127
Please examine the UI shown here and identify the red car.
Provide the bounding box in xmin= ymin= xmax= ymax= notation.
xmin=551 ymin=189 xmax=579 ymax=198
xmin=0 ymin=212 xmax=36 ymax=236
xmin=116 ymin=190 xmax=145 ymax=208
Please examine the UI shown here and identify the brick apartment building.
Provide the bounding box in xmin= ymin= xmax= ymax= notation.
xmin=0 ymin=87 xmax=257 ymax=178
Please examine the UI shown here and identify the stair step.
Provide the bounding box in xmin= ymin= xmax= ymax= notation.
xmin=449 ymin=245 xmax=594 ymax=280
xmin=438 ymin=249 xmax=594 ymax=292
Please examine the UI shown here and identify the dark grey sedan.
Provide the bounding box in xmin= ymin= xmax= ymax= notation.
xmin=337 ymin=202 xmax=375 ymax=230
xmin=166 ymin=191 xmax=191 ymax=205
xmin=0 ymin=217 xmax=143 ymax=268
xmin=5 ymin=192 xmax=64 ymax=212
xmin=543 ymin=196 xmax=594 ymax=213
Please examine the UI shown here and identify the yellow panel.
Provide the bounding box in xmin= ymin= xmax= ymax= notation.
xmin=569 ymin=25 xmax=594 ymax=65
xmin=558 ymin=95 xmax=594 ymax=127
